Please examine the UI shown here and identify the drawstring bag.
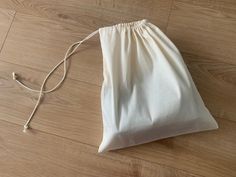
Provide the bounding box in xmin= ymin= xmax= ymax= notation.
xmin=13 ymin=19 xmax=218 ymax=153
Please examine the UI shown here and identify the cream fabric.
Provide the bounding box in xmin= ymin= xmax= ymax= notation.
xmin=98 ymin=19 xmax=218 ymax=152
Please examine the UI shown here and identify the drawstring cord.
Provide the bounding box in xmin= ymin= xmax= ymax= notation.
xmin=12 ymin=29 xmax=99 ymax=132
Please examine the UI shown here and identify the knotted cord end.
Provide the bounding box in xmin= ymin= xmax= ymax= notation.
xmin=12 ymin=72 xmax=18 ymax=80
xmin=23 ymin=124 xmax=29 ymax=133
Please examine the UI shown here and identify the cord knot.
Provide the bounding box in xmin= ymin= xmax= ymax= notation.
xmin=12 ymin=72 xmax=17 ymax=80
xmin=23 ymin=124 xmax=29 ymax=133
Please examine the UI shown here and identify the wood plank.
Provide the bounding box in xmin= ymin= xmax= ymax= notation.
xmin=0 ymin=1 xmax=235 ymax=177
xmin=166 ymin=0 xmax=236 ymax=64
xmin=0 ymin=8 xmax=15 ymax=50
xmin=0 ymin=12 xmax=104 ymax=86
xmin=0 ymin=61 xmax=235 ymax=177
xmin=165 ymin=0 xmax=236 ymax=123
xmin=0 ymin=0 xmax=173 ymax=30
xmin=0 ymin=120 xmax=200 ymax=177
xmin=0 ymin=61 xmax=103 ymax=146
xmin=182 ymin=53 xmax=236 ymax=122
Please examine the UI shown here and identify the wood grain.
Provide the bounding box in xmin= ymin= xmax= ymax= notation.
xmin=0 ymin=61 xmax=103 ymax=146
xmin=166 ymin=0 xmax=236 ymax=122
xmin=0 ymin=119 xmax=201 ymax=177
xmin=0 ymin=0 xmax=172 ymax=30
xmin=182 ymin=53 xmax=236 ymax=122
xmin=0 ymin=0 xmax=236 ymax=176
xmin=166 ymin=0 xmax=236 ymax=64
xmin=0 ymin=12 xmax=104 ymax=86
xmin=0 ymin=8 xmax=15 ymax=50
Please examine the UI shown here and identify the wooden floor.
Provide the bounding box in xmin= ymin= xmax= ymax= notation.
xmin=0 ymin=0 xmax=235 ymax=176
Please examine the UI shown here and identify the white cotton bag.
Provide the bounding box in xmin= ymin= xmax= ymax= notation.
xmin=13 ymin=19 xmax=218 ymax=153
xmin=98 ymin=19 xmax=218 ymax=152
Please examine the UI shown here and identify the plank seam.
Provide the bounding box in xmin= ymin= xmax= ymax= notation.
xmin=0 ymin=60 xmax=102 ymax=88
xmin=0 ymin=11 xmax=16 ymax=54
xmin=165 ymin=0 xmax=175 ymax=32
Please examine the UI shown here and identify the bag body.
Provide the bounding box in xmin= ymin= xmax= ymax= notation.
xmin=13 ymin=19 xmax=218 ymax=152
xmin=98 ymin=19 xmax=218 ymax=152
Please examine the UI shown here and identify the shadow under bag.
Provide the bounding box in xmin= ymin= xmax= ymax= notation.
xmin=13 ymin=19 xmax=218 ymax=153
